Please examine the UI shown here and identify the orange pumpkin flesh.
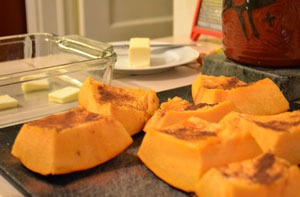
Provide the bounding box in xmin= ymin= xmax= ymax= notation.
xmin=159 ymin=96 xmax=192 ymax=110
xmin=138 ymin=116 xmax=261 ymax=192
xmin=144 ymin=96 xmax=237 ymax=132
xmin=10 ymin=71 xmax=300 ymax=197
xmin=192 ymin=75 xmax=290 ymax=115
xmin=192 ymin=75 xmax=246 ymax=104
xmin=78 ymin=77 xmax=159 ymax=136
xmin=139 ymin=117 xmax=220 ymax=192
xmin=195 ymin=153 xmax=300 ymax=197
xmin=11 ymin=107 xmax=133 ymax=175
xmin=234 ymin=110 xmax=300 ymax=165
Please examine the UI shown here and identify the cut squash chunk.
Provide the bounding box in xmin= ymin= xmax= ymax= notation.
xmin=144 ymin=96 xmax=237 ymax=132
xmin=78 ymin=77 xmax=159 ymax=135
xmin=11 ymin=107 xmax=133 ymax=175
xmin=139 ymin=117 xmax=220 ymax=192
xmin=138 ymin=116 xmax=261 ymax=192
xmin=217 ymin=112 xmax=262 ymax=162
xmin=192 ymin=74 xmax=289 ymax=115
xmin=235 ymin=110 xmax=300 ymax=165
xmin=195 ymin=153 xmax=300 ymax=197
xmin=192 ymin=74 xmax=246 ymax=104
xmin=159 ymin=96 xmax=192 ymax=110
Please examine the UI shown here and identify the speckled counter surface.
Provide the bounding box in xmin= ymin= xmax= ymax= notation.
xmin=202 ymin=52 xmax=300 ymax=101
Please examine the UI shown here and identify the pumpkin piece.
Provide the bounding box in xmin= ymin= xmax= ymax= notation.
xmin=143 ymin=96 xmax=237 ymax=132
xmin=11 ymin=107 xmax=133 ymax=175
xmin=159 ymin=96 xmax=192 ymax=110
xmin=138 ymin=117 xmax=220 ymax=192
xmin=217 ymin=112 xmax=262 ymax=162
xmin=192 ymin=74 xmax=246 ymax=104
xmin=78 ymin=77 xmax=159 ymax=136
xmin=237 ymin=110 xmax=300 ymax=165
xmin=195 ymin=153 xmax=300 ymax=197
xmin=192 ymin=74 xmax=289 ymax=115
xmin=138 ymin=116 xmax=261 ymax=192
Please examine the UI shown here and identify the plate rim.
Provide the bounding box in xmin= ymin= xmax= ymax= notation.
xmin=111 ymin=41 xmax=199 ymax=74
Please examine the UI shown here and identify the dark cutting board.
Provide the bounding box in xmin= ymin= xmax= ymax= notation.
xmin=1 ymin=85 xmax=299 ymax=197
xmin=0 ymin=86 xmax=192 ymax=197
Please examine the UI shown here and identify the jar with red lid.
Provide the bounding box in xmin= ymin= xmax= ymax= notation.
xmin=222 ymin=0 xmax=300 ymax=67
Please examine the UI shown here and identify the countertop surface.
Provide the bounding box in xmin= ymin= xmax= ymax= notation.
xmin=0 ymin=35 xmax=221 ymax=197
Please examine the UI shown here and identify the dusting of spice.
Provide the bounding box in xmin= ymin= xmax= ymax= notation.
xmin=98 ymin=86 xmax=134 ymax=103
xmin=220 ymin=153 xmax=287 ymax=184
xmin=184 ymin=103 xmax=217 ymax=110
xmin=160 ymin=127 xmax=216 ymax=141
xmin=204 ymin=77 xmax=248 ymax=90
xmin=252 ymin=120 xmax=300 ymax=132
xmin=250 ymin=153 xmax=282 ymax=184
xmin=28 ymin=108 xmax=102 ymax=131
xmin=97 ymin=85 xmax=145 ymax=111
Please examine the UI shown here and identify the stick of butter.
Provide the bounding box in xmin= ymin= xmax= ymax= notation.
xmin=129 ymin=37 xmax=150 ymax=68
xmin=21 ymin=74 xmax=50 ymax=93
xmin=0 ymin=95 xmax=18 ymax=110
xmin=48 ymin=86 xmax=79 ymax=104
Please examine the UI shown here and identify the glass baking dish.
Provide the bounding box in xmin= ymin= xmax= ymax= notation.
xmin=0 ymin=33 xmax=116 ymax=128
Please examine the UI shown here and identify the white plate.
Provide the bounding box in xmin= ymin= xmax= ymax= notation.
xmin=111 ymin=41 xmax=199 ymax=75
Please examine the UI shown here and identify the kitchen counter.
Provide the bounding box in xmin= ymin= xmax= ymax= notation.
xmin=0 ymin=35 xmax=222 ymax=197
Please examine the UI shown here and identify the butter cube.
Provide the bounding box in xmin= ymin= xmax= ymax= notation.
xmin=22 ymin=80 xmax=50 ymax=93
xmin=129 ymin=37 xmax=150 ymax=68
xmin=0 ymin=95 xmax=18 ymax=110
xmin=48 ymin=86 xmax=79 ymax=103
xmin=21 ymin=74 xmax=49 ymax=93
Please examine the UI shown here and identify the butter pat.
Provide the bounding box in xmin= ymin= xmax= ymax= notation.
xmin=22 ymin=80 xmax=49 ymax=93
xmin=21 ymin=74 xmax=49 ymax=93
xmin=0 ymin=95 xmax=18 ymax=110
xmin=48 ymin=86 xmax=79 ymax=103
xmin=129 ymin=37 xmax=150 ymax=68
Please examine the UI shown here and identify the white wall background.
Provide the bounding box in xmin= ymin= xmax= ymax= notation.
xmin=173 ymin=0 xmax=197 ymax=37
xmin=26 ymin=0 xmax=198 ymax=41
xmin=26 ymin=0 xmax=174 ymax=42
